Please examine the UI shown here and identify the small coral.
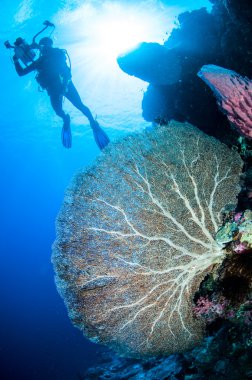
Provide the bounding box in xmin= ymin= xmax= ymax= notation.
xmin=236 ymin=301 xmax=252 ymax=326
xmin=193 ymin=292 xmax=252 ymax=327
xmin=215 ymin=209 xmax=252 ymax=254
xmin=193 ymin=295 xmax=229 ymax=322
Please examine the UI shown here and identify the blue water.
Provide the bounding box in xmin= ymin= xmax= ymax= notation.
xmin=1 ymin=1 xmax=211 ymax=379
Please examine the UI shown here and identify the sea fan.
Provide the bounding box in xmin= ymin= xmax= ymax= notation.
xmin=52 ymin=121 xmax=242 ymax=357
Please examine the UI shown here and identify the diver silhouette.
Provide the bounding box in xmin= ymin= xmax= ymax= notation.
xmin=13 ymin=37 xmax=110 ymax=150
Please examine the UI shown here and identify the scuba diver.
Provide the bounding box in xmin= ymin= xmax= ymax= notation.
xmin=9 ymin=23 xmax=110 ymax=150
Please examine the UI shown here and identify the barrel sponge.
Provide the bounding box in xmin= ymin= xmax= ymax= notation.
xmin=52 ymin=121 xmax=243 ymax=358
xmin=198 ymin=64 xmax=252 ymax=139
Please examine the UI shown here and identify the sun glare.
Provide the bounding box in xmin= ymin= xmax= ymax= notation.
xmin=54 ymin=1 xmax=177 ymax=132
xmin=58 ymin=2 xmax=174 ymax=67
xmin=95 ymin=14 xmax=150 ymax=60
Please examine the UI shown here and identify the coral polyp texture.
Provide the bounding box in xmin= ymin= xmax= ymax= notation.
xmin=52 ymin=121 xmax=243 ymax=357
xmin=198 ymin=64 xmax=252 ymax=139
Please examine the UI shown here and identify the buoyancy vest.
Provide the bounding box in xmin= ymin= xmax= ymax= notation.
xmin=35 ymin=48 xmax=71 ymax=91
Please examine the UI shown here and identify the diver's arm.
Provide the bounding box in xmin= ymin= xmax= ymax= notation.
xmin=13 ymin=55 xmax=37 ymax=76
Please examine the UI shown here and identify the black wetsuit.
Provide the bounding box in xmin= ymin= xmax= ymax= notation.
xmin=14 ymin=47 xmax=94 ymax=123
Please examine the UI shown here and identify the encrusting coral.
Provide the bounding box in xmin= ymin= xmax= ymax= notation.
xmin=52 ymin=121 xmax=243 ymax=358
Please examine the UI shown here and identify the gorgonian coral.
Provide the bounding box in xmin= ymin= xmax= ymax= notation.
xmin=52 ymin=121 xmax=243 ymax=357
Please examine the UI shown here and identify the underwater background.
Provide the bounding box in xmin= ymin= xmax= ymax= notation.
xmin=1 ymin=1 xmax=252 ymax=380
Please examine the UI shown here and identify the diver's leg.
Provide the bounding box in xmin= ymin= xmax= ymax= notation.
xmin=49 ymin=92 xmax=68 ymax=121
xmin=65 ymin=82 xmax=110 ymax=150
xmin=65 ymin=82 xmax=96 ymax=124
xmin=49 ymin=92 xmax=72 ymax=148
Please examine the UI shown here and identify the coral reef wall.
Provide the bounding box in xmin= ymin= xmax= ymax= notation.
xmin=118 ymin=1 xmax=252 ymax=143
xmin=52 ymin=122 xmax=243 ymax=358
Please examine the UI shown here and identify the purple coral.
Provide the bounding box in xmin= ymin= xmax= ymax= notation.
xmin=194 ymin=295 xmax=252 ymax=326
xmin=193 ymin=296 xmax=229 ymax=323
xmin=233 ymin=242 xmax=248 ymax=254
xmin=198 ymin=64 xmax=252 ymax=139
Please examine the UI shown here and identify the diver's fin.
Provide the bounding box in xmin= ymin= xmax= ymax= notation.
xmin=61 ymin=114 xmax=72 ymax=149
xmin=91 ymin=121 xmax=110 ymax=150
